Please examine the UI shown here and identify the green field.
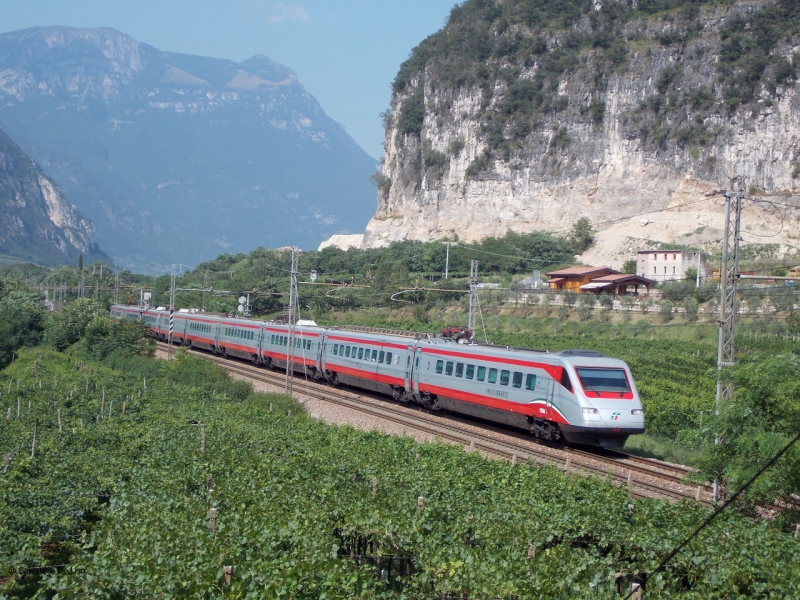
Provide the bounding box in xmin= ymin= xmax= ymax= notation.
xmin=2 ymin=349 xmax=800 ymax=598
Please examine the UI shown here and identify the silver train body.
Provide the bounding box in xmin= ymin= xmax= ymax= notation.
xmin=112 ymin=305 xmax=645 ymax=447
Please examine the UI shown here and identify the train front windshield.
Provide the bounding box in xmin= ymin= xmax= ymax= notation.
xmin=575 ymin=368 xmax=630 ymax=393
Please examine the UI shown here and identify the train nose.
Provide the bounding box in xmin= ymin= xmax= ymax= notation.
xmin=600 ymin=409 xmax=631 ymax=428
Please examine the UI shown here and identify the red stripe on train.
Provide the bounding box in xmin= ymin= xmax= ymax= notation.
xmin=326 ymin=363 xmax=404 ymax=386
xmin=418 ymin=383 xmax=570 ymax=425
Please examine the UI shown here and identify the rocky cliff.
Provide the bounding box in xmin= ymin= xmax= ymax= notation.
xmin=0 ymin=27 xmax=377 ymax=269
xmin=362 ymin=0 xmax=800 ymax=265
xmin=0 ymin=128 xmax=107 ymax=266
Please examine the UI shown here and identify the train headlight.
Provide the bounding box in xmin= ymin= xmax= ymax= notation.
xmin=631 ymin=409 xmax=644 ymax=416
xmin=582 ymin=407 xmax=599 ymax=414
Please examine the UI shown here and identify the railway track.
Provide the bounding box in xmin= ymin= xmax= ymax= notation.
xmin=156 ymin=341 xmax=713 ymax=506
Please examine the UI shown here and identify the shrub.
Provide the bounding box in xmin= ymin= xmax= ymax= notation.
xmin=598 ymin=293 xmax=614 ymax=312
xmin=44 ymin=298 xmax=106 ymax=351
xmin=562 ymin=290 xmax=578 ymax=308
xmin=661 ymin=280 xmax=695 ymax=303
xmin=567 ymin=217 xmax=596 ymax=254
xmin=622 ymin=259 xmax=637 ymax=274
xmin=659 ymin=299 xmax=674 ymax=323
xmin=683 ymin=297 xmax=699 ymax=322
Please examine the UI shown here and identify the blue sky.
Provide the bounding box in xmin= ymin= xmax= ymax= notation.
xmin=0 ymin=0 xmax=457 ymax=159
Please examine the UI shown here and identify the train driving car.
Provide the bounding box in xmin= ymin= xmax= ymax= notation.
xmin=555 ymin=350 xmax=644 ymax=447
xmin=410 ymin=341 xmax=643 ymax=447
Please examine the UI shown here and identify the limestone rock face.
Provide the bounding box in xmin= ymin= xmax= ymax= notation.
xmin=0 ymin=128 xmax=107 ymax=266
xmin=318 ymin=234 xmax=365 ymax=252
xmin=362 ymin=1 xmax=800 ymax=259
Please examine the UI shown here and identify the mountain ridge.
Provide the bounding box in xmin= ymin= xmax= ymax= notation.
xmin=0 ymin=26 xmax=378 ymax=269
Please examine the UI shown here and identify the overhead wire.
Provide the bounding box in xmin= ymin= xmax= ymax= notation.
xmin=621 ymin=432 xmax=800 ymax=600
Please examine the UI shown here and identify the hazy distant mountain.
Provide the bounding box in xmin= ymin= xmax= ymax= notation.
xmin=0 ymin=127 xmax=108 ymax=266
xmin=0 ymin=27 xmax=378 ymax=269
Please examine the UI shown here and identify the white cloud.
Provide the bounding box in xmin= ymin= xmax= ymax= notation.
xmin=237 ymin=1 xmax=310 ymax=25
xmin=268 ymin=3 xmax=309 ymax=24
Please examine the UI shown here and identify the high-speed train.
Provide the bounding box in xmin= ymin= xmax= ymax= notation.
xmin=111 ymin=305 xmax=645 ymax=447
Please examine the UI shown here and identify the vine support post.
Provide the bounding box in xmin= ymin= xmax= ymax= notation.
xmin=209 ymin=507 xmax=217 ymax=533
xmin=57 ymin=408 xmax=62 ymax=432
xmin=200 ymin=424 xmax=205 ymax=454
xmin=30 ymin=418 xmax=38 ymax=458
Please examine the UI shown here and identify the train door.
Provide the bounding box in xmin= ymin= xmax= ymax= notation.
xmin=404 ymin=344 xmax=414 ymax=392
xmin=411 ymin=344 xmax=423 ymax=395
xmin=213 ymin=318 xmax=222 ymax=351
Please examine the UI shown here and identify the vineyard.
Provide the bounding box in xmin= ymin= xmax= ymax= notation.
xmin=2 ymin=349 xmax=800 ymax=598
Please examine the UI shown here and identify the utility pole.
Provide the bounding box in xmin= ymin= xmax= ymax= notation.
xmin=168 ymin=265 xmax=176 ymax=360
xmin=696 ymin=253 xmax=701 ymax=288
xmin=713 ymin=191 xmax=742 ymax=501
xmin=114 ymin=270 xmax=120 ymax=304
xmin=468 ymin=260 xmax=478 ymax=333
xmin=444 ymin=242 xmax=452 ymax=279
xmin=203 ymin=272 xmax=209 ymax=312
xmin=285 ymin=248 xmax=299 ymax=396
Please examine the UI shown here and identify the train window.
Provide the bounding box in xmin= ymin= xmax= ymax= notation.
xmin=455 ymin=363 xmax=464 ymax=377
xmin=435 ymin=360 xmax=444 ymax=374
xmin=407 ymin=355 xmax=410 ymax=366
xmin=333 ymin=344 xmax=339 ymax=355
xmin=488 ymin=368 xmax=498 ymax=384
xmin=386 ymin=352 xmax=392 ymax=364
xmin=476 ymin=366 xmax=486 ymax=381
xmin=445 ymin=361 xmax=454 ymax=376
xmin=500 ymin=370 xmax=510 ymax=386
xmin=345 ymin=346 xmax=351 ymax=357
xmin=378 ymin=351 xmax=385 ymax=363
xmin=371 ymin=350 xmax=377 ymax=362
xmin=525 ymin=374 xmax=536 ymax=391
xmin=465 ymin=364 xmax=475 ymax=379
xmin=358 ymin=348 xmax=364 ymax=360
xmin=560 ymin=370 xmax=574 ymax=393
xmin=512 ymin=372 xmax=523 ymax=388
xmin=575 ymin=368 xmax=630 ymax=393
xmin=416 ymin=357 xmax=419 ymax=368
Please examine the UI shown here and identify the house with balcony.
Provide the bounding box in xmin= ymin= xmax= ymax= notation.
xmin=545 ymin=266 xmax=654 ymax=296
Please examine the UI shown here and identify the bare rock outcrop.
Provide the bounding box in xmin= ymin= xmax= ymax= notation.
xmin=362 ymin=0 xmax=800 ymax=259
